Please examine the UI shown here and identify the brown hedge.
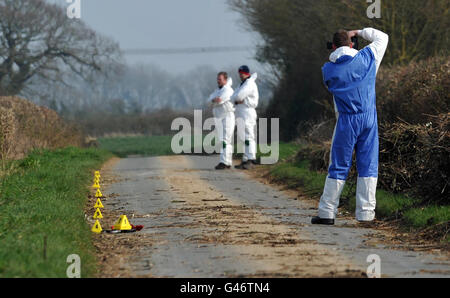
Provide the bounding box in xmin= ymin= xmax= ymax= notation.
xmin=0 ymin=96 xmax=83 ymax=160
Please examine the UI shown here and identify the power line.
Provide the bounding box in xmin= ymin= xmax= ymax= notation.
xmin=122 ymin=46 xmax=252 ymax=55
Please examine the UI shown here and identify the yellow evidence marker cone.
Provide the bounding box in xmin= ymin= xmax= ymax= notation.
xmin=93 ymin=208 xmax=103 ymax=219
xmin=94 ymin=198 xmax=104 ymax=209
xmin=92 ymin=179 xmax=100 ymax=189
xmin=113 ymin=215 xmax=132 ymax=231
xmin=91 ymin=220 xmax=103 ymax=234
xmin=95 ymin=188 xmax=103 ymax=198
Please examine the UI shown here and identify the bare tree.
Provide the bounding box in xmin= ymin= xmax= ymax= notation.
xmin=0 ymin=0 xmax=121 ymax=96
xmin=339 ymin=0 xmax=449 ymax=65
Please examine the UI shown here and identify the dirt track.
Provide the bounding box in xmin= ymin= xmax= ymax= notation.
xmin=97 ymin=155 xmax=450 ymax=278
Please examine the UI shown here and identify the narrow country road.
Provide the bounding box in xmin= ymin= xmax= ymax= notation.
xmin=102 ymin=155 xmax=449 ymax=278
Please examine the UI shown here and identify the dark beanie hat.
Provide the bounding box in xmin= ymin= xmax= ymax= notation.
xmin=238 ymin=65 xmax=250 ymax=74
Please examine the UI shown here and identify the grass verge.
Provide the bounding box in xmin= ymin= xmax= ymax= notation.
xmin=266 ymin=143 xmax=449 ymax=235
xmin=0 ymin=147 xmax=112 ymax=277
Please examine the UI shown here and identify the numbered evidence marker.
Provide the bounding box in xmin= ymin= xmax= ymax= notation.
xmin=66 ymin=254 xmax=81 ymax=278
xmin=95 ymin=188 xmax=103 ymax=198
xmin=113 ymin=215 xmax=132 ymax=231
xmin=94 ymin=198 xmax=104 ymax=209
xmin=92 ymin=179 xmax=100 ymax=189
xmin=91 ymin=220 xmax=103 ymax=234
xmin=93 ymin=208 xmax=103 ymax=219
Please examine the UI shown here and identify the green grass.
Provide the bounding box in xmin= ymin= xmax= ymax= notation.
xmin=98 ymin=135 xmax=174 ymax=157
xmin=269 ymin=160 xmax=326 ymax=194
xmin=98 ymin=135 xmax=293 ymax=162
xmin=0 ymin=147 xmax=112 ymax=277
xmin=258 ymin=142 xmax=302 ymax=162
xmin=403 ymin=206 xmax=450 ymax=228
xmin=372 ymin=190 xmax=417 ymax=219
xmin=268 ymin=143 xmax=448 ymax=230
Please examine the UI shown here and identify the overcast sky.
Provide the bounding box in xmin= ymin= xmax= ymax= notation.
xmin=48 ymin=0 xmax=262 ymax=74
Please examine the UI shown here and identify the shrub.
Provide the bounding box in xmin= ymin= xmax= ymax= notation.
xmin=377 ymin=56 xmax=450 ymax=124
xmin=0 ymin=96 xmax=83 ymax=160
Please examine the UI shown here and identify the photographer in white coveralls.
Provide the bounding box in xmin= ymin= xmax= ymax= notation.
xmin=231 ymin=65 xmax=259 ymax=170
xmin=207 ymin=72 xmax=235 ymax=170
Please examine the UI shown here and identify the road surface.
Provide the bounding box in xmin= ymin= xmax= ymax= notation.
xmin=102 ymin=155 xmax=450 ymax=277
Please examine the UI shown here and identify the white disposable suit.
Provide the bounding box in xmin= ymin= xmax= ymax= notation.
xmin=231 ymin=73 xmax=259 ymax=162
xmin=318 ymin=28 xmax=389 ymax=222
xmin=207 ymin=78 xmax=235 ymax=166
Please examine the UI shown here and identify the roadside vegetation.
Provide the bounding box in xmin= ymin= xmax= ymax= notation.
xmin=230 ymin=1 xmax=448 ymax=240
xmin=0 ymin=147 xmax=112 ymax=277
xmin=262 ymin=142 xmax=449 ymax=241
xmin=0 ymin=96 xmax=83 ymax=161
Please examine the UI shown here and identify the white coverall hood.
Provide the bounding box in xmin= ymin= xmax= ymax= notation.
xmin=232 ymin=73 xmax=259 ymax=110
xmin=248 ymin=72 xmax=258 ymax=81
xmin=329 ymin=46 xmax=359 ymax=63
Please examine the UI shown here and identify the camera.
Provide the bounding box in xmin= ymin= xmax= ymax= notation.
xmin=327 ymin=36 xmax=359 ymax=50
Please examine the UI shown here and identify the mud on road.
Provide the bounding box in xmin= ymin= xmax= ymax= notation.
xmin=93 ymin=155 xmax=450 ymax=278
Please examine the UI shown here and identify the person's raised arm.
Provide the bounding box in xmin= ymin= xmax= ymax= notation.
xmin=352 ymin=28 xmax=389 ymax=73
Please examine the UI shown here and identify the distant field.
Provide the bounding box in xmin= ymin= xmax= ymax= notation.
xmin=98 ymin=135 xmax=289 ymax=159
xmin=98 ymin=135 xmax=174 ymax=157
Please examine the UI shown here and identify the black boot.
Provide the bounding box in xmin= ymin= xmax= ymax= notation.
xmin=311 ymin=216 xmax=335 ymax=225
xmin=215 ymin=162 xmax=230 ymax=170
xmin=249 ymin=159 xmax=258 ymax=165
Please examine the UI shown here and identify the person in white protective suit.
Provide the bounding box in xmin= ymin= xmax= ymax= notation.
xmin=207 ymin=71 xmax=235 ymax=170
xmin=231 ymin=65 xmax=259 ymax=170
xmin=311 ymin=28 xmax=389 ymax=225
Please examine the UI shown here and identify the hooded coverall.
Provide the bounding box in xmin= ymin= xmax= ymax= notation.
xmin=318 ymin=28 xmax=389 ymax=221
xmin=231 ymin=73 xmax=259 ymax=162
xmin=208 ymin=78 xmax=235 ymax=166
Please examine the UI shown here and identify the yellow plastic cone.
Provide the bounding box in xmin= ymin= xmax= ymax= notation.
xmin=91 ymin=220 xmax=103 ymax=234
xmin=92 ymin=180 xmax=100 ymax=189
xmin=113 ymin=215 xmax=132 ymax=231
xmin=95 ymin=188 xmax=103 ymax=198
xmin=94 ymin=198 xmax=104 ymax=209
xmin=93 ymin=208 xmax=103 ymax=219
